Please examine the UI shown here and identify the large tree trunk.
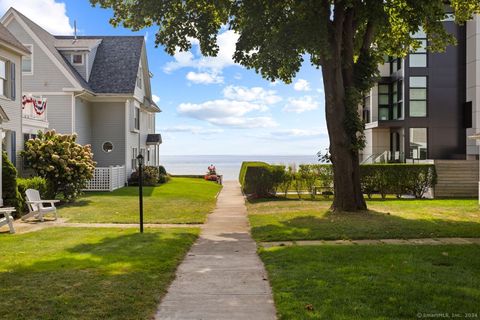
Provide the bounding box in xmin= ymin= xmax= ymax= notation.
xmin=322 ymin=60 xmax=367 ymax=212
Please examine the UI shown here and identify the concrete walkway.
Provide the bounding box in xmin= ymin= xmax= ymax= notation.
xmin=261 ymin=237 xmax=480 ymax=248
xmin=155 ymin=181 xmax=276 ymax=320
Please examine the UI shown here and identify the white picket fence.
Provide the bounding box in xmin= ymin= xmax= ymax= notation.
xmin=84 ymin=166 xmax=126 ymax=191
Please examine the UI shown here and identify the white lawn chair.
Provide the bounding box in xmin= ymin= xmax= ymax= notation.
xmin=22 ymin=189 xmax=60 ymax=222
xmin=0 ymin=207 xmax=16 ymax=233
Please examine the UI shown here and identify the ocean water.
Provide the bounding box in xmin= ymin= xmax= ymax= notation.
xmin=160 ymin=155 xmax=319 ymax=181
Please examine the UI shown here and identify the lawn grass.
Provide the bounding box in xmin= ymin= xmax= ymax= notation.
xmin=260 ymin=244 xmax=480 ymax=320
xmin=0 ymin=227 xmax=199 ymax=320
xmin=59 ymin=178 xmax=222 ymax=224
xmin=248 ymin=197 xmax=480 ymax=241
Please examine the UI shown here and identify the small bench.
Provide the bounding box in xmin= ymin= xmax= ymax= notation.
xmin=0 ymin=207 xmax=16 ymax=234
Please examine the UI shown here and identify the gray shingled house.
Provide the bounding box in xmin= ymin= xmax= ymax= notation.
xmin=1 ymin=7 xmax=162 ymax=185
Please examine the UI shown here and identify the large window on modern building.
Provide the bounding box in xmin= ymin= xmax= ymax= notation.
xmin=409 ymin=76 xmax=427 ymax=117
xmin=378 ymin=84 xmax=390 ymax=121
xmin=409 ymin=29 xmax=427 ymax=67
xmin=392 ymin=80 xmax=403 ymax=120
xmin=22 ymin=44 xmax=33 ymax=74
xmin=409 ymin=128 xmax=428 ymax=160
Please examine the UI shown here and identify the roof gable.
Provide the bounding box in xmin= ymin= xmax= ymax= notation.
xmin=0 ymin=22 xmax=29 ymax=55
xmin=1 ymin=8 xmax=88 ymax=90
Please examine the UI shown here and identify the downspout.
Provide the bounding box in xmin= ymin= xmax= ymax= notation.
xmin=73 ymin=91 xmax=88 ymax=134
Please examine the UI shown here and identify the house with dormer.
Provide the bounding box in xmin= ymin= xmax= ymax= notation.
xmin=1 ymin=8 xmax=162 ymax=180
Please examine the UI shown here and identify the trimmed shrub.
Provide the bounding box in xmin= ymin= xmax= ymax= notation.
xmin=128 ymin=166 xmax=159 ymax=186
xmin=360 ymin=164 xmax=437 ymax=199
xmin=242 ymin=163 xmax=285 ymax=197
xmin=158 ymin=165 xmax=167 ymax=176
xmin=2 ymin=152 xmax=22 ymax=215
xmin=239 ymin=161 xmax=271 ymax=187
xmin=241 ymin=161 xmax=436 ymax=200
xmin=17 ymin=177 xmax=48 ymax=213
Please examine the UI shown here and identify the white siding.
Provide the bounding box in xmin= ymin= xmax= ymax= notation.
xmin=74 ymin=97 xmax=91 ymax=145
xmin=91 ymin=102 xmax=126 ymax=167
xmin=0 ymin=46 xmax=23 ymax=169
xmin=46 ymin=94 xmax=73 ymax=134
xmin=5 ymin=19 xmax=73 ymax=92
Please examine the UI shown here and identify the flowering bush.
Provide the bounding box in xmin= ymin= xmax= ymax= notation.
xmin=21 ymin=130 xmax=96 ymax=202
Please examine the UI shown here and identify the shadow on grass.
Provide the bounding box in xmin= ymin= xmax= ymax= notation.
xmin=261 ymin=244 xmax=480 ymax=319
xmin=251 ymin=209 xmax=480 ymax=241
xmin=0 ymin=229 xmax=197 ymax=320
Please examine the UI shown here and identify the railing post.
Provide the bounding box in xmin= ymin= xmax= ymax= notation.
xmin=109 ymin=166 xmax=113 ymax=192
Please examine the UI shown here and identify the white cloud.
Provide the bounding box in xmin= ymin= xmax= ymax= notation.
xmin=152 ymin=95 xmax=160 ymax=104
xmin=186 ymin=71 xmax=224 ymax=84
xmin=256 ymin=128 xmax=328 ymax=141
xmin=177 ymin=99 xmax=276 ymax=129
xmin=163 ymin=30 xmax=240 ymax=77
xmin=294 ymin=79 xmax=311 ymax=91
xmin=223 ymin=85 xmax=282 ymax=105
xmin=283 ymin=96 xmax=320 ymax=113
xmin=164 ymin=125 xmax=223 ymax=135
xmin=0 ymin=0 xmax=74 ymax=35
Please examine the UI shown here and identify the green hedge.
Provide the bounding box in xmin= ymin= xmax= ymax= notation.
xmin=240 ymin=161 xmax=437 ymax=199
xmin=243 ymin=164 xmax=285 ymax=197
xmin=361 ymin=164 xmax=437 ymax=199
xmin=239 ymin=162 xmax=271 ymax=187
xmin=2 ymin=152 xmax=22 ymax=215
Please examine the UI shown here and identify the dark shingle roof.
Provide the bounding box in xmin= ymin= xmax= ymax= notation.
xmin=0 ymin=21 xmax=29 ymax=54
xmin=12 ymin=8 xmax=144 ymax=94
xmin=55 ymin=36 xmax=144 ymax=94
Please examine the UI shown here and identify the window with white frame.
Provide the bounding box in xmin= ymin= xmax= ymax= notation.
xmin=134 ymin=107 xmax=140 ymax=130
xmin=0 ymin=60 xmax=6 ymax=96
xmin=136 ymin=66 xmax=143 ymax=89
xmin=22 ymin=44 xmax=33 ymax=74
xmin=72 ymin=54 xmax=83 ymax=65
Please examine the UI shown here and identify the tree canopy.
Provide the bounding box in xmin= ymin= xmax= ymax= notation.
xmin=91 ymin=0 xmax=480 ymax=211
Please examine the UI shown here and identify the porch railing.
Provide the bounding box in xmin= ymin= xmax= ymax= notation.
xmin=84 ymin=165 xmax=126 ymax=191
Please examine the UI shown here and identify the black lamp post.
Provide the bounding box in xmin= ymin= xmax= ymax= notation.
xmin=137 ymin=154 xmax=144 ymax=233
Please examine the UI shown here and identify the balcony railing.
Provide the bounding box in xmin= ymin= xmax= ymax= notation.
xmin=22 ymin=104 xmax=47 ymax=121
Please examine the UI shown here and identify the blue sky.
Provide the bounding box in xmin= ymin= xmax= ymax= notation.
xmin=0 ymin=0 xmax=329 ymax=156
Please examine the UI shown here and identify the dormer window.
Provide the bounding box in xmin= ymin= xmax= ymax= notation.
xmin=72 ymin=54 xmax=83 ymax=65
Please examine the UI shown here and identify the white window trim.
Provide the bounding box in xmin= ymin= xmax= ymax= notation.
xmin=134 ymin=106 xmax=140 ymax=131
xmin=22 ymin=44 xmax=34 ymax=75
xmin=102 ymin=141 xmax=114 ymax=153
xmin=71 ymin=53 xmax=84 ymax=66
xmin=0 ymin=59 xmax=6 ymax=99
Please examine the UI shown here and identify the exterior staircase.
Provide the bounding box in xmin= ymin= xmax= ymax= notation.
xmin=434 ymin=160 xmax=479 ymax=198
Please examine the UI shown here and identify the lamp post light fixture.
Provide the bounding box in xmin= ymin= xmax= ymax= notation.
xmin=137 ymin=153 xmax=144 ymax=233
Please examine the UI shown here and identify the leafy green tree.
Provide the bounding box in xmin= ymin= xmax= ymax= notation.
xmin=22 ymin=130 xmax=96 ymax=202
xmin=90 ymin=0 xmax=480 ymax=211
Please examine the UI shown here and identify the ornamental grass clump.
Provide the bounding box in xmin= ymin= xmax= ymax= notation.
xmin=22 ymin=130 xmax=96 ymax=202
